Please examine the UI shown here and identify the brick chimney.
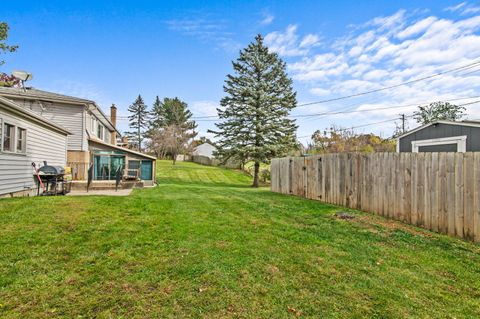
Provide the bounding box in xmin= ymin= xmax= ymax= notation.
xmin=110 ymin=104 xmax=117 ymax=144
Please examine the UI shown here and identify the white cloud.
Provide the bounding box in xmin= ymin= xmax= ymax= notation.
xmin=397 ymin=16 xmax=438 ymax=38
xmin=444 ymin=2 xmax=467 ymax=12
xmin=282 ymin=8 xmax=480 ymax=137
xmin=309 ymin=87 xmax=330 ymax=96
xmin=444 ymin=2 xmax=480 ymax=16
xmin=190 ymin=100 xmax=219 ymax=117
xmin=300 ymin=34 xmax=320 ymax=48
xmin=264 ymin=25 xmax=320 ymax=56
xmin=166 ymin=18 xmax=241 ymax=52
xmin=260 ymin=13 xmax=274 ymax=25
xmin=368 ymin=9 xmax=406 ymax=30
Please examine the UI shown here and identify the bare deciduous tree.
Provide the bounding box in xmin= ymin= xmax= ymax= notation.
xmin=147 ymin=125 xmax=196 ymax=165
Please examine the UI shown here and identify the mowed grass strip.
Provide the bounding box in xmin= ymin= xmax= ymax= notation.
xmin=0 ymin=160 xmax=479 ymax=318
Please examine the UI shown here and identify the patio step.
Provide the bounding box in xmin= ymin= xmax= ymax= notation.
xmin=70 ymin=180 xmax=144 ymax=191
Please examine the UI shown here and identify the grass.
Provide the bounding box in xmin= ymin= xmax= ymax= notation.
xmin=0 ymin=160 xmax=479 ymax=318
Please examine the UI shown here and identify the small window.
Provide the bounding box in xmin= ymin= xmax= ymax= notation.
xmin=128 ymin=160 xmax=140 ymax=170
xmin=103 ymin=129 xmax=110 ymax=143
xmin=16 ymin=127 xmax=26 ymax=153
xmin=97 ymin=123 xmax=104 ymax=140
xmin=3 ymin=123 xmax=15 ymax=152
xmin=91 ymin=117 xmax=97 ymax=136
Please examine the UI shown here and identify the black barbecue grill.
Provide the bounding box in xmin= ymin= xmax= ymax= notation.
xmin=34 ymin=161 xmax=71 ymax=196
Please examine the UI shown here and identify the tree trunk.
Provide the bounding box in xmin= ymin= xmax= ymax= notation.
xmin=252 ymin=161 xmax=260 ymax=187
xmin=172 ymin=153 xmax=177 ymax=165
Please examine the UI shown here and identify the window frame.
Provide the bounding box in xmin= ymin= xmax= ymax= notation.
xmin=16 ymin=126 xmax=27 ymax=154
xmin=0 ymin=118 xmax=28 ymax=155
xmin=2 ymin=122 xmax=16 ymax=153
xmin=411 ymin=135 xmax=467 ymax=153
xmin=97 ymin=122 xmax=104 ymax=140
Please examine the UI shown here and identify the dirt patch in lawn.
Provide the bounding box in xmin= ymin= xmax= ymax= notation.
xmin=354 ymin=214 xmax=434 ymax=238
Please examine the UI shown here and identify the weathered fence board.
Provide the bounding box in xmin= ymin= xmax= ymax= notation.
xmin=271 ymin=152 xmax=480 ymax=242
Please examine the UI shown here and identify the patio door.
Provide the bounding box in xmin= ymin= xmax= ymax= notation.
xmin=94 ymin=155 xmax=110 ymax=180
xmin=93 ymin=154 xmax=125 ymax=180
xmin=140 ymin=160 xmax=153 ymax=180
xmin=109 ymin=156 xmax=125 ymax=180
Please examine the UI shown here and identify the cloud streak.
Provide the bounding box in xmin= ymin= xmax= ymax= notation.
xmin=166 ymin=17 xmax=241 ymax=52
xmin=264 ymin=25 xmax=320 ymax=57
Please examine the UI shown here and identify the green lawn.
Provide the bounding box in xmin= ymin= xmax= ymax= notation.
xmin=1 ymin=161 xmax=480 ymax=318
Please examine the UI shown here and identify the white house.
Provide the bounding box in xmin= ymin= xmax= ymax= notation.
xmin=193 ymin=143 xmax=217 ymax=158
xmin=0 ymin=96 xmax=70 ymax=197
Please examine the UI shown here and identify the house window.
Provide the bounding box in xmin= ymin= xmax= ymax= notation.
xmin=16 ymin=127 xmax=26 ymax=153
xmin=91 ymin=117 xmax=97 ymax=136
xmin=0 ymin=120 xmax=28 ymax=154
xmin=97 ymin=123 xmax=104 ymax=140
xmin=3 ymin=123 xmax=15 ymax=152
xmin=103 ymin=129 xmax=110 ymax=143
xmin=128 ymin=160 xmax=140 ymax=170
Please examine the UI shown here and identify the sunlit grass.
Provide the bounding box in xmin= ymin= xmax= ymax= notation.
xmin=0 ymin=160 xmax=479 ymax=318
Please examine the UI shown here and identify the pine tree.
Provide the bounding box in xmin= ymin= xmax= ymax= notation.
xmin=149 ymin=97 xmax=197 ymax=131
xmin=209 ymin=34 xmax=298 ymax=187
xmin=127 ymin=95 xmax=149 ymax=152
xmin=147 ymin=97 xmax=198 ymax=162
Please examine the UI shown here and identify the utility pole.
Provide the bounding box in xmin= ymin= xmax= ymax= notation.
xmin=400 ymin=114 xmax=406 ymax=133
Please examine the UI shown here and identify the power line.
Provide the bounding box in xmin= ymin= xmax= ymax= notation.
xmin=297 ymin=115 xmax=415 ymax=140
xmin=297 ymin=99 xmax=480 ymax=140
xmin=114 ymin=94 xmax=480 ymax=122
xmin=295 ymin=95 xmax=480 ymax=120
xmin=296 ymin=59 xmax=480 ymax=108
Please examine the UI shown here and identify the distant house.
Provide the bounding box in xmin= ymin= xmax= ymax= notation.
xmin=193 ymin=142 xmax=216 ymax=158
xmin=0 ymin=86 xmax=156 ymax=196
xmin=396 ymin=120 xmax=480 ymax=153
xmin=0 ymin=96 xmax=70 ymax=196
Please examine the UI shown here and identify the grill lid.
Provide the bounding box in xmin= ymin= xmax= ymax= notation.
xmin=38 ymin=164 xmax=64 ymax=175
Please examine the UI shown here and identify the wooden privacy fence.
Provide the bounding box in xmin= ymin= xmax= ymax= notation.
xmin=271 ymin=153 xmax=480 ymax=242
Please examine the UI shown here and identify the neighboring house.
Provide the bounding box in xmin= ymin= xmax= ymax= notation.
xmin=193 ymin=143 xmax=216 ymax=158
xmin=397 ymin=120 xmax=480 ymax=153
xmin=0 ymin=86 xmax=156 ymax=189
xmin=0 ymin=96 xmax=70 ymax=197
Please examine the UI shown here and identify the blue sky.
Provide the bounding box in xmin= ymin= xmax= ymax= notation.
xmin=2 ymin=0 xmax=480 ymax=143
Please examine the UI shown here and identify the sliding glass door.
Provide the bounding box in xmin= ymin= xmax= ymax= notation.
xmin=93 ymin=153 xmax=125 ymax=180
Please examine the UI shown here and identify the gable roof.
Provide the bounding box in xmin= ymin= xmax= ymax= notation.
xmin=0 ymin=96 xmax=71 ymax=135
xmin=0 ymin=86 xmax=93 ymax=104
xmin=0 ymin=86 xmax=121 ymax=135
xmin=195 ymin=142 xmax=216 ymax=149
xmin=396 ymin=120 xmax=480 ymax=140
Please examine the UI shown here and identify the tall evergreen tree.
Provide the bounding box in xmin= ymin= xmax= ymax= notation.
xmin=127 ymin=95 xmax=149 ymax=152
xmin=147 ymin=97 xmax=198 ymax=161
xmin=209 ymin=34 xmax=298 ymax=187
xmin=149 ymin=97 xmax=196 ymax=131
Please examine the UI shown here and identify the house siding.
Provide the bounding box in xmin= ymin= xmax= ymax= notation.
xmin=399 ymin=123 xmax=480 ymax=152
xmin=7 ymin=97 xmax=86 ymax=151
xmin=86 ymin=112 xmax=114 ymax=144
xmin=0 ymin=108 xmax=67 ymax=196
